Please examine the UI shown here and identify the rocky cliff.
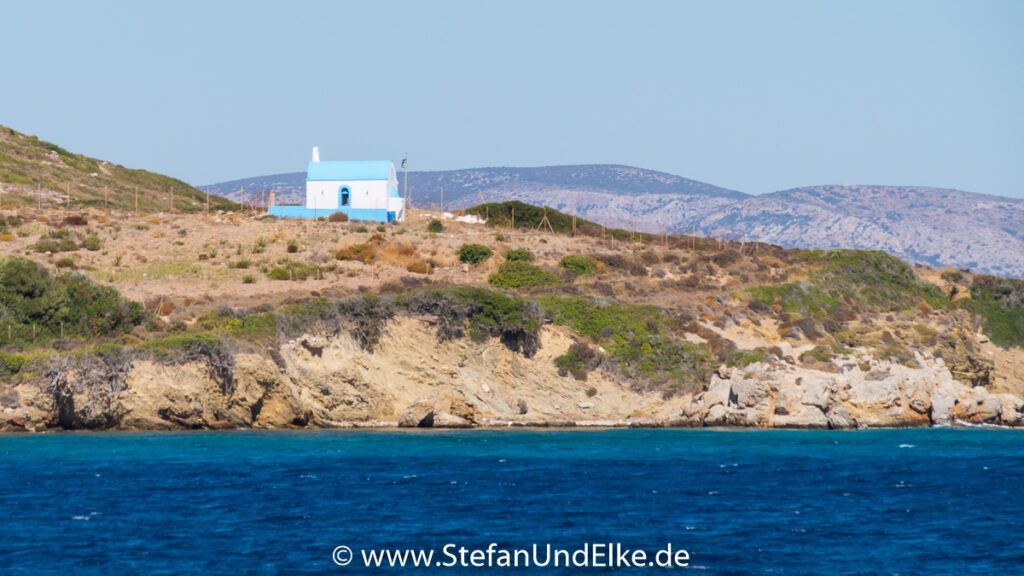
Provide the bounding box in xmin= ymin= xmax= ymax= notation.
xmin=3 ymin=318 xmax=1021 ymax=432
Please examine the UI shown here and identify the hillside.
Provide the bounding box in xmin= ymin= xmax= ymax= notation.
xmin=208 ymin=167 xmax=1024 ymax=277
xmin=0 ymin=126 xmax=236 ymax=212
xmin=0 ymin=202 xmax=1022 ymax=432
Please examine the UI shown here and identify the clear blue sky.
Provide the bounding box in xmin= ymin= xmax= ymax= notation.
xmin=1 ymin=0 xmax=1021 ymax=197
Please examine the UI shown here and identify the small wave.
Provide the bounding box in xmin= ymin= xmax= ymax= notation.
xmin=899 ymin=444 xmax=915 ymax=448
xmin=954 ymin=419 xmax=1011 ymax=429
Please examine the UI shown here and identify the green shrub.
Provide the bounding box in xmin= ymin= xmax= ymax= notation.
xmin=560 ymin=254 xmax=597 ymax=276
xmin=961 ymin=275 xmax=1024 ymax=347
xmin=401 ymin=287 xmax=543 ymax=356
xmin=0 ymin=257 xmax=70 ymax=328
xmin=267 ymin=260 xmax=316 ymax=281
xmin=799 ymin=345 xmax=835 ymax=364
xmin=427 ymin=219 xmax=444 ymax=233
xmin=0 ymin=352 xmax=27 ymax=377
xmin=354 ymin=225 xmax=368 ymax=233
xmin=241 ymin=274 xmax=256 ymax=284
xmin=83 ymin=233 xmax=102 ymax=251
xmin=726 ymin=349 xmax=769 ymax=367
xmin=55 ymin=257 xmax=75 ymax=268
xmin=58 ymin=273 xmax=146 ymax=336
xmin=488 ymin=261 xmax=561 ymax=289
xmin=458 ymin=244 xmax=493 ymax=266
xmin=504 ymin=248 xmax=534 ymax=262
xmin=31 ymin=233 xmax=79 ymax=253
xmin=555 ymin=341 xmax=601 ymax=380
xmin=538 ymin=295 xmax=710 ymax=394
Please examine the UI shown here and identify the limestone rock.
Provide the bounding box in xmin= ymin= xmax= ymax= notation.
xmin=705 ymin=404 xmax=728 ymax=426
xmin=773 ymin=405 xmax=828 ymax=429
xmin=997 ymin=394 xmax=1024 ymax=426
xmin=801 ymin=376 xmax=834 ymax=410
xmin=827 ymin=406 xmax=851 ymax=430
xmin=398 ymin=389 xmax=480 ymax=428
xmin=704 ymin=375 xmax=731 ymax=407
xmin=730 ymin=379 xmax=771 ymax=409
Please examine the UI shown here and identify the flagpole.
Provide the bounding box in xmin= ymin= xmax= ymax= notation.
xmin=402 ymin=155 xmax=408 ymax=210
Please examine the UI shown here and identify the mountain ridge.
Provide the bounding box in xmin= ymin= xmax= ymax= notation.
xmin=206 ymin=165 xmax=1024 ymax=277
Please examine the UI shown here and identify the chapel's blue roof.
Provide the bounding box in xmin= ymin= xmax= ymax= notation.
xmin=307 ymin=160 xmax=392 ymax=181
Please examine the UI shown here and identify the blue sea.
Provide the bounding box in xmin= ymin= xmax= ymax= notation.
xmin=1 ymin=429 xmax=1022 ymax=575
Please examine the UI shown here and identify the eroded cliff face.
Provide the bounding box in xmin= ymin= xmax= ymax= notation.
xmin=1 ymin=317 xmax=1022 ymax=432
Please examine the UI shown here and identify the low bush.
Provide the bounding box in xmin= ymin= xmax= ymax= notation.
xmin=335 ymin=243 xmax=377 ymax=264
xmin=266 ymin=260 xmax=317 ymax=281
xmin=488 ymin=261 xmax=561 ymax=289
xmin=401 ymin=287 xmax=543 ymax=356
xmin=555 ymin=340 xmax=601 ymax=380
xmin=726 ymin=349 xmax=769 ymax=367
xmin=961 ymin=275 xmax=1024 ymax=347
xmin=504 ymin=248 xmax=533 ymax=262
xmin=427 ymin=219 xmax=444 ymax=233
xmin=83 ymin=233 xmax=102 ymax=251
xmin=0 ymin=257 xmax=145 ymax=342
xmin=458 ymin=244 xmax=493 ymax=266
xmin=539 ymin=295 xmax=711 ymax=395
xmin=327 ymin=212 xmax=348 ymax=223
xmin=406 ymin=260 xmax=432 ymax=274
xmin=560 ymin=254 xmax=597 ymax=276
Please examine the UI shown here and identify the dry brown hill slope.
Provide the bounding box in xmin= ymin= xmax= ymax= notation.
xmin=0 ymin=125 xmax=235 ymax=212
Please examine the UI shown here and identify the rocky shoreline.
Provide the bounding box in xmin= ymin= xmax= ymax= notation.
xmin=2 ymin=318 xmax=1022 ymax=433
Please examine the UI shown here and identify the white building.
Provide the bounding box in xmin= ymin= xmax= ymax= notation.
xmin=269 ymin=147 xmax=405 ymax=222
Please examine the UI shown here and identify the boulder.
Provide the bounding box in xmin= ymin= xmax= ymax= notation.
xmin=398 ymin=389 xmax=479 ymax=428
xmin=977 ymin=394 xmax=1003 ymax=423
xmin=727 ymin=406 xmax=765 ymax=427
xmin=774 ymin=381 xmax=803 ymax=415
xmin=930 ymin=381 xmax=957 ymax=424
xmin=827 ymin=406 xmax=852 ymax=430
xmin=704 ymin=376 xmax=731 ymax=407
xmin=997 ymin=394 xmax=1024 ymax=426
xmin=705 ymin=404 xmax=728 ymax=426
xmin=907 ymin=388 xmax=931 ymax=415
xmin=773 ymin=405 xmax=828 ymax=429
xmin=847 ymin=378 xmax=900 ymax=409
xmin=801 ymin=376 xmax=834 ymax=410
xmin=730 ymin=379 xmax=771 ymax=409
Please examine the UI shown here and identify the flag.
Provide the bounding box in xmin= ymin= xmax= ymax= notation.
xmin=401 ymin=158 xmax=407 ymax=169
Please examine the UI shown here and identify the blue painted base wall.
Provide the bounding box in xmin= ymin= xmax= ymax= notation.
xmin=268 ymin=206 xmax=390 ymax=222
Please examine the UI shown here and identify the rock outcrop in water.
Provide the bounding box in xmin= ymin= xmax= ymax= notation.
xmin=2 ymin=318 xmax=1021 ymax=432
xmin=683 ymin=354 xmax=1024 ymax=429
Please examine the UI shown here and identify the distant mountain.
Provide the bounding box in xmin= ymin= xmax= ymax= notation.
xmin=206 ymin=166 xmax=1024 ymax=277
xmin=206 ymin=164 xmax=747 ymax=230
xmin=699 ymin=185 xmax=1024 ymax=277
